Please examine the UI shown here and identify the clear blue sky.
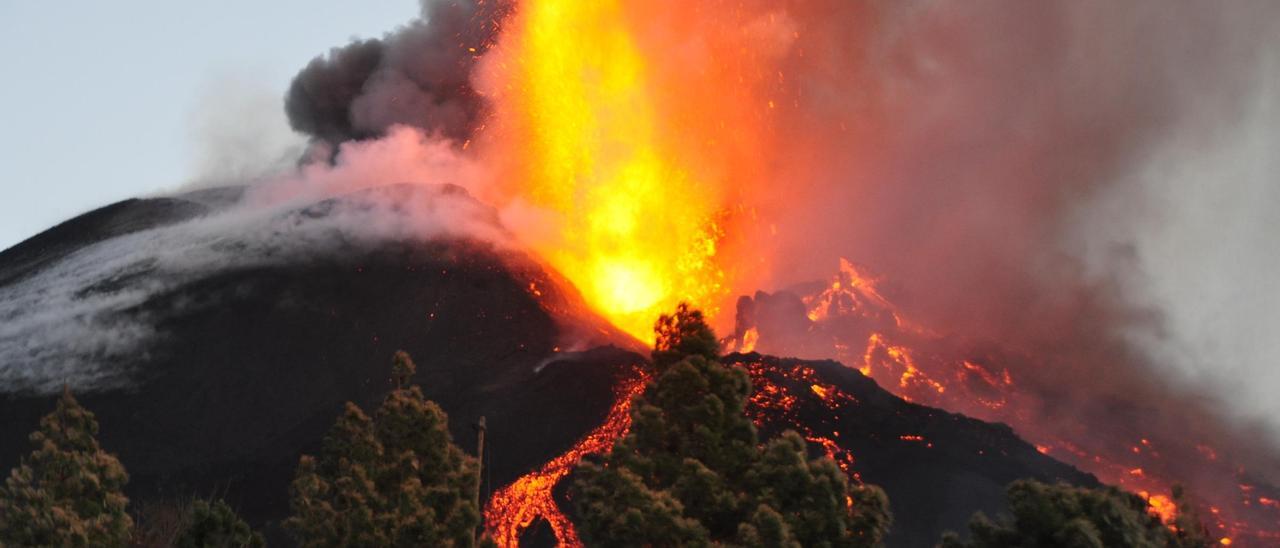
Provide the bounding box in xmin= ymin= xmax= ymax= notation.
xmin=0 ymin=0 xmax=419 ymax=250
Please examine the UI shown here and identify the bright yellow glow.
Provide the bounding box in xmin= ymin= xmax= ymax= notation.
xmin=489 ymin=0 xmax=725 ymax=340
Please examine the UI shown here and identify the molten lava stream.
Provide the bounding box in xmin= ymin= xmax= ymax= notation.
xmin=741 ymin=359 xmax=863 ymax=483
xmin=483 ymin=370 xmax=648 ymax=547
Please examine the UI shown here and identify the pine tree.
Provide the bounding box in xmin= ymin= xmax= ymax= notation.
xmin=651 ymin=302 xmax=721 ymax=370
xmin=571 ymin=305 xmax=892 ymax=547
xmin=286 ymin=351 xmax=483 ymax=547
xmin=938 ymin=480 xmax=1211 ymax=548
xmin=1168 ymin=484 xmax=1214 ymax=548
xmin=0 ymin=388 xmax=133 ymax=546
xmin=174 ymin=499 xmax=264 ymax=548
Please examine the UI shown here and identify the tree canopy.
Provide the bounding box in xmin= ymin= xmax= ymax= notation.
xmin=175 ymin=498 xmax=265 ymax=548
xmin=286 ymin=351 xmax=483 ymax=547
xmin=0 ymin=388 xmax=133 ymax=547
xmin=939 ymin=480 xmax=1213 ymax=548
xmin=571 ymin=304 xmax=892 ymax=547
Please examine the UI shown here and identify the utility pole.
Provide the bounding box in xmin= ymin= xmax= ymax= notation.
xmin=473 ymin=415 xmax=487 ymax=544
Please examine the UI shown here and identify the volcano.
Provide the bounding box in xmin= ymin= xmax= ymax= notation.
xmin=6 ymin=0 xmax=1280 ymax=546
xmin=0 ymin=189 xmax=1103 ymax=547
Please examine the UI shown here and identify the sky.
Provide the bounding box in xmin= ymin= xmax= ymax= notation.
xmin=0 ymin=0 xmax=418 ymax=250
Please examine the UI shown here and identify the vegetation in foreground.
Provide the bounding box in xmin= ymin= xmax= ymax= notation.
xmin=0 ymin=389 xmax=261 ymax=547
xmin=0 ymin=306 xmax=1217 ymax=547
xmin=286 ymin=351 xmax=488 ymax=547
xmin=571 ymin=304 xmax=892 ymax=546
xmin=941 ymin=480 xmax=1213 ymax=548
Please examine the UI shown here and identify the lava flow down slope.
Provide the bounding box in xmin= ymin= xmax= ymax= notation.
xmin=1 ymin=190 xmax=1090 ymax=547
xmin=729 ymin=260 xmax=1280 ymax=545
xmin=4 ymin=0 xmax=1280 ymax=547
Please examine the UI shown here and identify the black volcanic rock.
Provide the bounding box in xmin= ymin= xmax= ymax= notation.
xmin=726 ymin=353 xmax=1096 ymax=547
xmin=0 ymin=191 xmax=1095 ymax=547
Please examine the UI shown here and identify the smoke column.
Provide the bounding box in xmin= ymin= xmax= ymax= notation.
xmin=284 ymin=0 xmax=510 ymax=148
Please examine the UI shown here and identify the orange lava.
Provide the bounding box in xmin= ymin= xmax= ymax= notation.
xmin=476 ymin=0 xmax=785 ymax=340
xmin=741 ymin=360 xmax=861 ymax=481
xmin=739 ymin=327 xmax=760 ymax=353
xmin=481 ymin=358 xmax=875 ymax=547
xmin=483 ymin=370 xmax=648 ymax=547
xmin=1141 ymin=491 xmax=1178 ymax=524
xmin=733 ymin=258 xmax=1280 ymax=545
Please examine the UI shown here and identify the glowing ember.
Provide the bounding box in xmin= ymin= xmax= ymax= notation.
xmin=740 ymin=327 xmax=760 ymax=353
xmin=862 ymin=333 xmax=947 ymax=396
xmin=1141 ymin=491 xmax=1178 ymax=524
xmin=741 ymin=360 xmax=861 ymax=481
xmin=805 ymin=259 xmax=896 ymax=324
xmin=483 ymin=370 xmax=648 ymax=547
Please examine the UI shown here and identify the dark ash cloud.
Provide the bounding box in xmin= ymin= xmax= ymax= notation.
xmin=284 ymin=0 xmax=511 ymax=146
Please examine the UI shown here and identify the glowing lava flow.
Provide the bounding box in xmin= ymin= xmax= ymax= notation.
xmin=736 ymin=258 xmax=1280 ymax=545
xmin=741 ymin=359 xmax=862 ymax=483
xmin=483 ymin=370 xmax=648 ymax=547
xmin=481 ymin=358 xmax=872 ymax=546
xmin=804 ymin=259 xmax=897 ymax=324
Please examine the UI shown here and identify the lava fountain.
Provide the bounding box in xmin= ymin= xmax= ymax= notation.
xmin=473 ymin=0 xmax=789 ymax=341
xmin=473 ymin=1 xmax=795 ymax=541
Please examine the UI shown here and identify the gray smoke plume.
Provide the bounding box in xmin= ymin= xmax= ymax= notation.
xmin=709 ymin=3 xmax=1280 ymax=531
xmin=284 ymin=0 xmax=511 ymax=147
xmin=757 ymin=0 xmax=1280 ymax=440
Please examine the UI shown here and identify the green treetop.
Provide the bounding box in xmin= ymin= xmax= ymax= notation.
xmin=0 ymin=388 xmax=133 ymax=547
xmin=571 ymin=304 xmax=892 ymax=547
xmin=939 ymin=480 xmax=1214 ymax=548
xmin=174 ymin=498 xmax=265 ymax=548
xmin=286 ymin=351 xmax=483 ymax=547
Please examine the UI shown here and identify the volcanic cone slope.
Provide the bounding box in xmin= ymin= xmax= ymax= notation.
xmin=0 ymin=192 xmax=1093 ymax=547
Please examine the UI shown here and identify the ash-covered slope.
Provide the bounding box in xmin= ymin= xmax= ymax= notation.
xmin=0 ymin=184 xmax=637 ymax=538
xmin=0 ymin=190 xmax=1092 ymax=547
